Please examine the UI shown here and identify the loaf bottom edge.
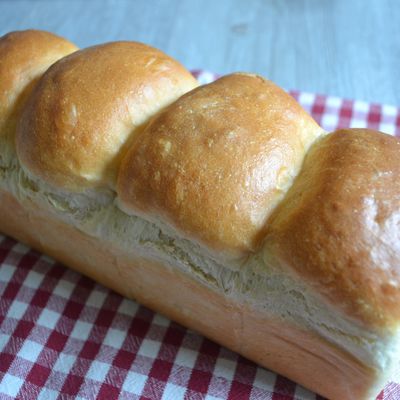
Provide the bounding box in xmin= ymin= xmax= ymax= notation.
xmin=0 ymin=189 xmax=379 ymax=400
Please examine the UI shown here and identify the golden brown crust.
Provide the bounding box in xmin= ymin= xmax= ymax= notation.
xmin=117 ymin=73 xmax=323 ymax=259
xmin=0 ymin=30 xmax=78 ymax=163
xmin=16 ymin=41 xmax=198 ymax=191
xmin=264 ymin=129 xmax=400 ymax=329
xmin=0 ymin=188 xmax=380 ymax=400
xmin=1 ymin=29 xmax=398 ymax=399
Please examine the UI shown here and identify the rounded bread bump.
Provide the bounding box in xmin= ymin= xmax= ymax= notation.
xmin=263 ymin=128 xmax=400 ymax=329
xmin=0 ymin=30 xmax=78 ymax=165
xmin=16 ymin=41 xmax=198 ymax=191
xmin=117 ymin=73 xmax=324 ymax=260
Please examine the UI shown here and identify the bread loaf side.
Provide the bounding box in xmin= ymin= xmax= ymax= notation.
xmin=1 ymin=29 xmax=400 ymax=400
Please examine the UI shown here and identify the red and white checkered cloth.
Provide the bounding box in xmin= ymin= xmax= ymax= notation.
xmin=1 ymin=70 xmax=400 ymax=400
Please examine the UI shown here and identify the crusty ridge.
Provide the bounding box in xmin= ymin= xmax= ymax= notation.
xmin=0 ymin=30 xmax=78 ymax=167
xmin=117 ymin=73 xmax=324 ymax=259
xmin=11 ymin=31 xmax=324 ymax=260
xmin=15 ymin=39 xmax=199 ymax=191
xmin=264 ymin=129 xmax=400 ymax=328
xmin=1 ymin=29 xmax=399 ymax=333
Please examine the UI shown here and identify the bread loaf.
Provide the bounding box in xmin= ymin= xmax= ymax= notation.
xmin=1 ymin=29 xmax=399 ymax=400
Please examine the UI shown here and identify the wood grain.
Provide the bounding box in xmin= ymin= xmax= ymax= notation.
xmin=0 ymin=0 xmax=399 ymax=105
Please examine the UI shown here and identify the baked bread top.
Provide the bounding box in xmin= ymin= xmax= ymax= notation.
xmin=16 ymin=40 xmax=198 ymax=190
xmin=0 ymin=29 xmax=399 ymax=331
xmin=117 ymin=73 xmax=323 ymax=259
xmin=0 ymin=30 xmax=78 ymax=166
xmin=264 ymin=129 xmax=400 ymax=328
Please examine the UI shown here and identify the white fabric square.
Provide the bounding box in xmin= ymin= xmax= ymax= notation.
xmin=0 ymin=373 xmax=24 ymax=397
xmin=349 ymin=118 xmax=368 ymax=128
xmin=86 ymin=360 xmax=110 ymax=382
xmin=205 ymin=396 xmax=223 ymax=400
xmin=118 ymin=298 xmax=138 ymax=316
xmin=321 ymin=113 xmax=339 ymax=131
xmin=7 ymin=300 xmax=28 ymax=320
xmin=70 ymin=320 xmax=93 ymax=341
xmin=325 ymin=96 xmax=342 ymax=109
xmin=0 ymin=264 xmax=16 ymax=282
xmin=162 ymin=382 xmax=186 ymax=400
xmin=37 ymin=308 xmax=61 ymax=330
xmin=137 ymin=339 xmax=161 ymax=358
xmin=294 ymin=384 xmax=316 ymax=399
xmin=53 ymin=353 xmax=77 ymax=374
xmin=86 ymin=289 xmax=107 ymax=308
xmin=53 ymin=279 xmax=75 ymax=299
xmin=298 ymin=92 xmax=315 ymax=107
xmin=174 ymin=348 xmax=197 ymax=369
xmin=382 ymin=104 xmax=397 ymax=117
xmin=253 ymin=368 xmax=276 ymax=391
xmin=18 ymin=339 xmax=43 ymax=363
xmin=353 ymin=100 xmax=369 ymax=113
xmin=24 ymin=270 xmax=44 ymax=289
xmin=37 ymin=387 xmax=59 ymax=400
xmin=0 ymin=333 xmax=10 ymax=352
xmin=379 ymin=123 xmax=395 ymax=135
xmin=13 ymin=242 xmax=29 ymax=253
xmin=153 ymin=313 xmax=170 ymax=327
xmin=197 ymin=71 xmax=216 ymax=85
xmin=103 ymin=327 xmax=126 ymax=349
xmin=213 ymin=357 xmax=236 ymax=381
xmin=122 ymin=371 xmax=147 ymax=395
xmin=40 ymin=253 xmax=54 ymax=264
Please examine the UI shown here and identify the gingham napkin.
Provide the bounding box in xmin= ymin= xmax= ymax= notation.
xmin=1 ymin=71 xmax=399 ymax=400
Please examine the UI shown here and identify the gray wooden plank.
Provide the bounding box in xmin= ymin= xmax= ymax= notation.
xmin=0 ymin=0 xmax=399 ymax=105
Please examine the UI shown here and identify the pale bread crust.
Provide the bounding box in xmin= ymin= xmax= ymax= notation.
xmin=0 ymin=189 xmax=379 ymax=400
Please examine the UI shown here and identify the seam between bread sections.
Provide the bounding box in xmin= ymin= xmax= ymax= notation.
xmin=1 ymin=158 xmax=396 ymax=374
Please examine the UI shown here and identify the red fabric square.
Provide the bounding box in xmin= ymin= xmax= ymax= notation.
xmin=228 ymin=381 xmax=253 ymax=399
xmin=129 ymin=317 xmax=151 ymax=338
xmin=97 ymin=383 xmax=119 ymax=399
xmin=27 ymin=363 xmax=51 ymax=386
xmin=187 ymin=369 xmax=212 ymax=394
xmin=199 ymin=339 xmax=220 ymax=358
xmin=95 ymin=309 xmax=116 ymax=327
xmin=113 ymin=349 xmax=136 ymax=370
xmin=148 ymin=359 xmax=173 ymax=381
xmin=163 ymin=326 xmax=185 ymax=347
xmin=61 ymin=373 xmax=84 ymax=396
xmin=339 ymin=101 xmax=353 ymax=120
xmin=18 ymin=252 xmax=40 ymax=269
xmin=62 ymin=300 xmax=84 ymax=320
xmin=272 ymin=375 xmax=296 ymax=397
xmin=30 ymin=289 xmax=51 ymax=308
xmin=2 ymin=282 xmax=20 ymax=300
xmin=79 ymin=340 xmax=101 ymax=359
xmin=46 ymin=330 xmax=68 ymax=352
xmin=13 ymin=320 xmax=34 ymax=339
xmin=368 ymin=111 xmax=381 ymax=123
xmin=0 ymin=353 xmax=14 ymax=373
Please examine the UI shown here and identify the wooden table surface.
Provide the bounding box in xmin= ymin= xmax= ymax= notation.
xmin=1 ymin=0 xmax=399 ymax=105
